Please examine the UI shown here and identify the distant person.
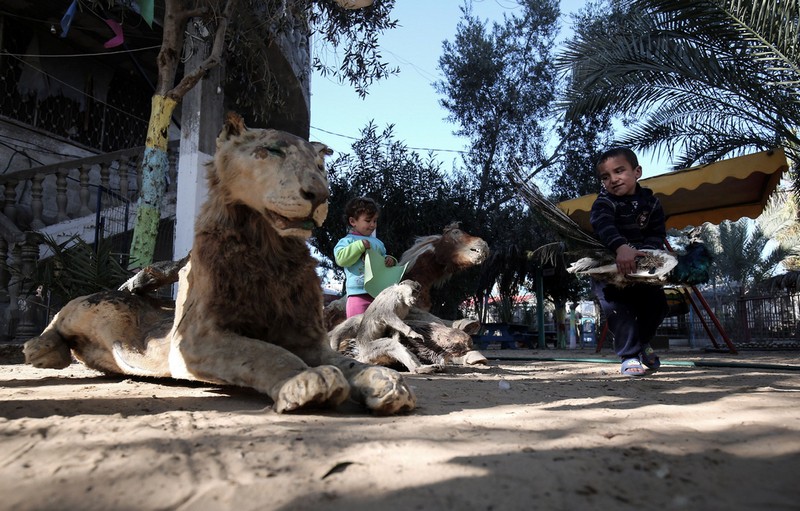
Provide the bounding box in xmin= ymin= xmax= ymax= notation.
xmin=589 ymin=148 xmax=669 ymax=376
xmin=334 ymin=197 xmax=396 ymax=318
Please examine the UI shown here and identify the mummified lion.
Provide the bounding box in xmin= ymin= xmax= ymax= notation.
xmin=23 ymin=113 xmax=416 ymax=415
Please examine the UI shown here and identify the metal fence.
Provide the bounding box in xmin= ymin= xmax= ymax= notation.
xmin=94 ymin=185 xmax=131 ymax=260
xmin=658 ymin=289 xmax=800 ymax=348
xmin=92 ymin=184 xmax=175 ymax=274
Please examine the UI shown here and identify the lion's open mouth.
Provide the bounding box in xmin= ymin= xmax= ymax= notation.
xmin=265 ymin=210 xmax=319 ymax=232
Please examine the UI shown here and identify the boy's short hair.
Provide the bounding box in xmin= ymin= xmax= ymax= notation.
xmin=343 ymin=196 xmax=380 ymax=225
xmin=595 ymin=147 xmax=639 ymax=174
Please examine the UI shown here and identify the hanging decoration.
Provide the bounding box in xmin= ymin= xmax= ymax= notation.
xmin=137 ymin=0 xmax=154 ymax=27
xmin=103 ymin=18 xmax=125 ymax=48
xmin=60 ymin=0 xmax=78 ymax=38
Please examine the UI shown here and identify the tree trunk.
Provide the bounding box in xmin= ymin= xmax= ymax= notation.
xmin=129 ymin=95 xmax=177 ymax=268
xmin=128 ymin=0 xmax=235 ymax=268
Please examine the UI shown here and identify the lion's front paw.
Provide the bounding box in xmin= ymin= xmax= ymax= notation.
xmin=349 ymin=366 xmax=416 ymax=415
xmin=23 ymin=334 xmax=72 ymax=369
xmin=273 ymin=365 xmax=350 ymax=413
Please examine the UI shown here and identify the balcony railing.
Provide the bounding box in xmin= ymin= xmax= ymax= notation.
xmin=0 ymin=143 xmax=179 ymax=342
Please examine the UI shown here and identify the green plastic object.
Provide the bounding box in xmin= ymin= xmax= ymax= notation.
xmin=364 ymin=249 xmax=407 ymax=298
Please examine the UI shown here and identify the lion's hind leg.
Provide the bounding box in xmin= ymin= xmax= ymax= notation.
xmin=24 ymin=294 xmax=108 ymax=369
xmin=24 ymin=315 xmax=72 ymax=369
xmin=26 ymin=291 xmax=176 ymax=376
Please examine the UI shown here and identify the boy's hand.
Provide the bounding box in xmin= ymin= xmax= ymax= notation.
xmin=385 ymin=256 xmax=396 ymax=267
xmin=615 ymin=244 xmax=644 ymax=275
xmin=361 ymin=239 xmax=371 ymax=250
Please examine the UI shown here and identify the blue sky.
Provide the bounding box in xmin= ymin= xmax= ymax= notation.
xmin=309 ymin=0 xmax=667 ymax=180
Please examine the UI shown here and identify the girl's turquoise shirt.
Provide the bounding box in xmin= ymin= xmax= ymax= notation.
xmin=334 ymin=233 xmax=387 ymax=296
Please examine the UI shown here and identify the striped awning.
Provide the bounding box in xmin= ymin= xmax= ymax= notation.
xmin=557 ymin=148 xmax=789 ymax=232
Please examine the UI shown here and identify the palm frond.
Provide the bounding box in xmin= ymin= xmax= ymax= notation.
xmin=507 ymin=167 xmax=604 ymax=264
xmin=561 ymin=20 xmax=797 ymax=119
xmin=27 ymin=234 xmax=132 ymax=305
xmin=759 ymin=189 xmax=799 ymax=238
xmin=616 ymin=99 xmax=790 ymax=168
xmin=642 ymin=0 xmax=800 ymax=85
xmin=557 ymin=0 xmax=800 ymax=187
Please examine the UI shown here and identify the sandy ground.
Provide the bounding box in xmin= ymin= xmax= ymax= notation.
xmin=1 ymin=345 xmax=799 ymax=511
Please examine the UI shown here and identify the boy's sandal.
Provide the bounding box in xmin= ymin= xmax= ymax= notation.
xmin=641 ymin=345 xmax=661 ymax=370
xmin=620 ymin=357 xmax=646 ymax=377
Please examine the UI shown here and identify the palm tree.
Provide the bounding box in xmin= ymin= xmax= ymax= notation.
xmin=557 ymin=0 xmax=800 ymax=191
xmin=701 ymin=218 xmax=788 ymax=297
xmin=758 ymin=189 xmax=800 ymax=271
xmin=700 ymin=216 xmax=789 ymax=340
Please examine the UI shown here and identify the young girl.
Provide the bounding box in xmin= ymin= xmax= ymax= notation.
xmin=334 ymin=197 xmax=396 ymax=317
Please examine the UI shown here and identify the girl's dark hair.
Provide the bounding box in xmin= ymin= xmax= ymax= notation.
xmin=343 ymin=196 xmax=380 ymax=225
xmin=595 ymin=147 xmax=639 ymax=173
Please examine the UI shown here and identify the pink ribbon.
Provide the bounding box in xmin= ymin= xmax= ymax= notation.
xmin=103 ymin=19 xmax=124 ymax=49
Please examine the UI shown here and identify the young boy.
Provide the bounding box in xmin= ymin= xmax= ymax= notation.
xmin=589 ymin=148 xmax=669 ymax=376
xmin=334 ymin=197 xmax=396 ymax=318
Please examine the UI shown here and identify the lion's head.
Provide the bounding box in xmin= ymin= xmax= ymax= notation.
xmin=212 ymin=112 xmax=332 ymax=239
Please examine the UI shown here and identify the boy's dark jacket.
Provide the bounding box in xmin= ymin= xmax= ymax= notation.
xmin=589 ymin=184 xmax=666 ymax=253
